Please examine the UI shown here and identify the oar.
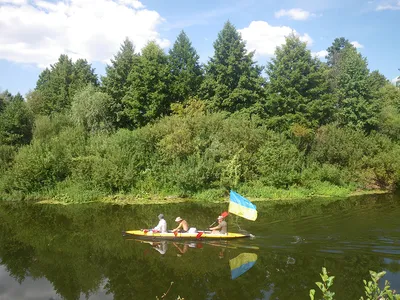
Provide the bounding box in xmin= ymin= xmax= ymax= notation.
xmin=208 ymin=211 xmax=229 ymax=228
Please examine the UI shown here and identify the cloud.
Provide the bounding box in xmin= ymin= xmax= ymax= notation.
xmin=0 ymin=0 xmax=170 ymax=67
xmin=0 ymin=0 xmax=26 ymax=4
xmin=351 ymin=41 xmax=364 ymax=48
xmin=376 ymin=0 xmax=400 ymax=10
xmin=238 ymin=21 xmax=313 ymax=57
xmin=312 ymin=50 xmax=328 ymax=59
xmin=275 ymin=8 xmax=315 ymax=20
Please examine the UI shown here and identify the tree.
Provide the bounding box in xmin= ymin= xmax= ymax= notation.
xmin=330 ymin=46 xmax=378 ymax=131
xmin=265 ymin=33 xmax=333 ymax=130
xmin=325 ymin=37 xmax=353 ymax=67
xmin=35 ymin=55 xmax=98 ymax=115
xmin=0 ymin=90 xmax=13 ymax=113
xmin=0 ymin=96 xmax=33 ymax=146
xmin=69 ymin=59 xmax=99 ymax=96
xmin=367 ymin=70 xmax=388 ymax=95
xmin=71 ymin=85 xmax=115 ymax=133
xmin=168 ymin=31 xmax=203 ymax=103
xmin=199 ymin=21 xmax=265 ymax=113
xmin=101 ymin=38 xmax=138 ymax=128
xmin=377 ymin=84 xmax=400 ymax=140
xmin=122 ymin=41 xmax=172 ymax=128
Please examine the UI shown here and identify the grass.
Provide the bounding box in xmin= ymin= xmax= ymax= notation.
xmin=9 ymin=181 xmax=390 ymax=206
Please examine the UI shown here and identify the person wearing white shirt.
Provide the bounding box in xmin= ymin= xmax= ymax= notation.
xmin=153 ymin=214 xmax=167 ymax=233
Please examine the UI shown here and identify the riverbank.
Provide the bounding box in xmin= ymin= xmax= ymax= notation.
xmin=5 ymin=186 xmax=389 ymax=206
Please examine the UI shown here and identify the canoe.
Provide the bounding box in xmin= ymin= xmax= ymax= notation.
xmin=123 ymin=230 xmax=251 ymax=240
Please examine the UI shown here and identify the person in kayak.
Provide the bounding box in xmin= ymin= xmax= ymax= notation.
xmin=209 ymin=215 xmax=227 ymax=234
xmin=172 ymin=217 xmax=189 ymax=233
xmin=153 ymin=214 xmax=167 ymax=233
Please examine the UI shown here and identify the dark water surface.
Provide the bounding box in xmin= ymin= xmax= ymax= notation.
xmin=0 ymin=194 xmax=400 ymax=299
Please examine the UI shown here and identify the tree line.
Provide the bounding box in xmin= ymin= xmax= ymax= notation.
xmin=1 ymin=21 xmax=400 ymax=202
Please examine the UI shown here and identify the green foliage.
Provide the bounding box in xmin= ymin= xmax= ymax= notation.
xmin=70 ymin=85 xmax=115 ymax=133
xmin=266 ymin=34 xmax=333 ymax=130
xmin=325 ymin=37 xmax=352 ymax=67
xmin=310 ymin=268 xmax=400 ymax=300
xmin=200 ymin=21 xmax=265 ymax=113
xmin=1 ymin=26 xmax=400 ymax=201
xmin=310 ymin=267 xmax=335 ymax=300
xmin=101 ymin=38 xmax=138 ymax=127
xmin=2 ymin=126 xmax=85 ymax=194
xmin=34 ymin=55 xmax=98 ymax=115
xmin=377 ymin=84 xmax=400 ymax=140
xmin=123 ymin=41 xmax=172 ymax=128
xmin=360 ymin=271 xmax=400 ymax=300
xmin=0 ymin=95 xmax=33 ymax=146
xmin=255 ymin=133 xmax=303 ymax=188
xmin=32 ymin=113 xmax=72 ymax=142
xmin=169 ymin=31 xmax=203 ymax=103
xmin=330 ymin=46 xmax=379 ymax=132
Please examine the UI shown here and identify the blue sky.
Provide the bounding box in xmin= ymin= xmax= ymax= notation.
xmin=0 ymin=0 xmax=399 ymax=96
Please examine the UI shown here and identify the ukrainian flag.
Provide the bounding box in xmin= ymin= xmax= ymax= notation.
xmin=228 ymin=190 xmax=257 ymax=221
xmin=229 ymin=253 xmax=258 ymax=280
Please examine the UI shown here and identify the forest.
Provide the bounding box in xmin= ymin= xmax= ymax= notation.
xmin=0 ymin=21 xmax=399 ymax=203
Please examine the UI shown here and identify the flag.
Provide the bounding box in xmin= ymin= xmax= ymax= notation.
xmin=229 ymin=253 xmax=258 ymax=279
xmin=228 ymin=190 xmax=257 ymax=221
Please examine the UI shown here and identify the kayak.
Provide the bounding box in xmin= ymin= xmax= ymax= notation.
xmin=123 ymin=230 xmax=251 ymax=240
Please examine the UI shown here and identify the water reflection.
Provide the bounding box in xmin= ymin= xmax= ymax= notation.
xmin=0 ymin=194 xmax=399 ymax=299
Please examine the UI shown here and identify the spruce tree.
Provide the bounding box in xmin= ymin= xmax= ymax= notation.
xmin=168 ymin=31 xmax=203 ymax=103
xmin=331 ymin=46 xmax=378 ymax=131
xmin=101 ymin=38 xmax=137 ymax=127
xmin=326 ymin=37 xmax=352 ymax=67
xmin=200 ymin=21 xmax=265 ymax=113
xmin=266 ymin=34 xmax=333 ymax=129
xmin=122 ymin=41 xmax=171 ymax=128
xmin=35 ymin=55 xmax=98 ymax=115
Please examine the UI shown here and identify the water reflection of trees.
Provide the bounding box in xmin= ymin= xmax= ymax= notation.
xmin=0 ymin=200 xmax=398 ymax=299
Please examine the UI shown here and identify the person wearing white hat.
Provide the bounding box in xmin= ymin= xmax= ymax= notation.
xmin=209 ymin=215 xmax=227 ymax=234
xmin=172 ymin=216 xmax=189 ymax=233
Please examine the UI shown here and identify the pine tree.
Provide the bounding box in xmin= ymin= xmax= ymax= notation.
xmin=200 ymin=21 xmax=265 ymax=113
xmin=266 ymin=33 xmax=333 ymax=129
xmin=101 ymin=38 xmax=138 ymax=127
xmin=122 ymin=41 xmax=172 ymax=128
xmin=168 ymin=31 xmax=203 ymax=103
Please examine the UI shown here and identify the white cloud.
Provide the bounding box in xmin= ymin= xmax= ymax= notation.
xmin=312 ymin=50 xmax=328 ymax=59
xmin=238 ymin=21 xmax=313 ymax=57
xmin=376 ymin=0 xmax=400 ymax=10
xmin=351 ymin=41 xmax=364 ymax=48
xmin=0 ymin=0 xmax=26 ymax=4
xmin=275 ymin=8 xmax=315 ymax=20
xmin=0 ymin=0 xmax=170 ymax=67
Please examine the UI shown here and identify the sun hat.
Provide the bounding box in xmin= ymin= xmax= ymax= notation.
xmin=158 ymin=214 xmax=164 ymax=219
xmin=175 ymin=217 xmax=183 ymax=222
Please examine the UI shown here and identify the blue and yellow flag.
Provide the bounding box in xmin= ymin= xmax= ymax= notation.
xmin=229 ymin=253 xmax=258 ymax=280
xmin=228 ymin=190 xmax=257 ymax=221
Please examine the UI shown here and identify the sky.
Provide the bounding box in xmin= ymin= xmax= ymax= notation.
xmin=0 ymin=0 xmax=399 ymax=96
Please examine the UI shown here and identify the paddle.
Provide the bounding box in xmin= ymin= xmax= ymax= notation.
xmin=208 ymin=211 xmax=229 ymax=228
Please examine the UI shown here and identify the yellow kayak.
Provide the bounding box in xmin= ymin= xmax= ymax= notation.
xmin=123 ymin=230 xmax=250 ymax=240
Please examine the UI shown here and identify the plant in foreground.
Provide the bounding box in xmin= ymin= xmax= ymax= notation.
xmin=310 ymin=268 xmax=400 ymax=300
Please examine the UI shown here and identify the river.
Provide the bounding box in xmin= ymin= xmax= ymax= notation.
xmin=0 ymin=193 xmax=399 ymax=299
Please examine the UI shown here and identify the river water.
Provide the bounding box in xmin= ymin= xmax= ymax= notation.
xmin=0 ymin=193 xmax=399 ymax=300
